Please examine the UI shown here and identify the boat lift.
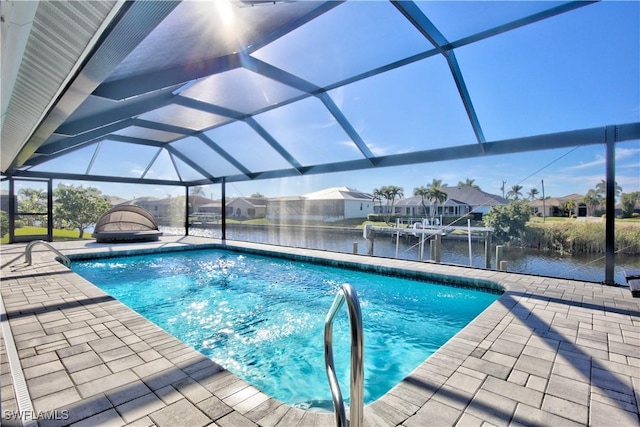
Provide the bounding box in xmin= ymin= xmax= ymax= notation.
xmin=362 ymin=219 xmax=494 ymax=268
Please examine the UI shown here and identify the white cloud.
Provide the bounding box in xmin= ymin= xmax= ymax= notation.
xmin=567 ymin=147 xmax=640 ymax=170
xmin=567 ymin=155 xmax=605 ymax=170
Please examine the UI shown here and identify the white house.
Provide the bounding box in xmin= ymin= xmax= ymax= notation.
xmin=266 ymin=187 xmax=374 ymax=222
xmin=226 ymin=197 xmax=267 ymax=219
xmin=529 ymin=194 xmax=586 ymax=217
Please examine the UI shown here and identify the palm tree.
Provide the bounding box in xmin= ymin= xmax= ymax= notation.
xmin=527 ymin=188 xmax=539 ymax=201
xmin=429 ymin=178 xmax=448 ymax=188
xmin=457 ymin=178 xmax=480 ymax=190
xmin=378 ymin=185 xmax=404 ymax=223
xmin=583 ymin=189 xmax=601 ymax=216
xmin=595 ymin=179 xmax=622 ymax=199
xmin=426 ymin=186 xmax=448 ymax=222
xmin=506 ymin=184 xmax=523 ymax=200
xmin=594 ymin=179 xmax=622 ymax=210
xmin=372 ymin=188 xmax=384 ymax=213
xmin=413 ymin=185 xmax=430 ymax=217
xmin=561 ymin=199 xmax=576 ymax=217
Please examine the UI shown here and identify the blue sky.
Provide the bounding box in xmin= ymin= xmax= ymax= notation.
xmin=17 ymin=1 xmax=640 ymax=201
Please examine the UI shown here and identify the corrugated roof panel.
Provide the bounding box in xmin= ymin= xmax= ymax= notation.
xmin=1 ymin=1 xmax=117 ymax=171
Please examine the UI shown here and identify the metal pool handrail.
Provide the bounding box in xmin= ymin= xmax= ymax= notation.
xmin=24 ymin=240 xmax=71 ymax=269
xmin=324 ymin=284 xmax=364 ymax=427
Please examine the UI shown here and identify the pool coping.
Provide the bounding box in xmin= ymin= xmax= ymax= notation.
xmin=1 ymin=236 xmax=639 ymax=426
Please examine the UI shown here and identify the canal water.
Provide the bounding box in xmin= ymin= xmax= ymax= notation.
xmin=177 ymin=225 xmax=639 ymax=285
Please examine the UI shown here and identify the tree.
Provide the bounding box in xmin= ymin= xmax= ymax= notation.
xmin=18 ymin=188 xmax=47 ymax=226
xmin=560 ymin=199 xmax=576 ymax=217
xmin=166 ymin=196 xmax=184 ymax=226
xmin=594 ymin=179 xmax=623 ymax=210
xmin=378 ymin=185 xmax=404 ymax=224
xmin=595 ymin=179 xmax=622 ymax=199
xmin=429 ymin=178 xmax=448 ymax=188
xmin=189 ymin=186 xmax=205 ymax=196
xmin=54 ymin=184 xmax=111 ymax=238
xmin=527 ymin=188 xmax=539 ymax=201
xmin=426 ymin=182 xmax=447 ymax=221
xmin=0 ymin=211 xmax=8 ymax=238
xmin=372 ymin=188 xmax=384 ymax=214
xmin=251 ymin=192 xmax=265 ymax=198
xmin=583 ymin=189 xmax=602 ymax=217
xmin=413 ymin=186 xmax=430 ymax=217
xmin=483 ymin=200 xmax=531 ymax=244
xmin=506 ymin=184 xmax=523 ymax=200
xmin=621 ymin=192 xmax=640 ymax=217
xmin=457 ymin=178 xmax=480 ymax=190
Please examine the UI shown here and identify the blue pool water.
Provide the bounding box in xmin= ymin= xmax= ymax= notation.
xmin=73 ymin=249 xmax=499 ymax=407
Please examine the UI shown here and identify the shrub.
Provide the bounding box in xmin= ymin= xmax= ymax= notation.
xmin=0 ymin=211 xmax=8 ymax=238
xmin=483 ymin=200 xmax=531 ymax=244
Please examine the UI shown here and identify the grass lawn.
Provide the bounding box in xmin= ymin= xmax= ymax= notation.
xmin=0 ymin=226 xmax=92 ymax=244
xmin=528 ymin=216 xmax=575 ymax=223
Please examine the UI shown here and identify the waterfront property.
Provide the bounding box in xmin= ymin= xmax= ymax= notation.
xmin=2 ymin=236 xmax=640 ymax=426
xmin=226 ymin=197 xmax=268 ymax=220
xmin=267 ymin=187 xmax=374 ymax=223
xmin=392 ymin=186 xmax=509 ymax=219
xmin=530 ymin=194 xmax=588 ymax=218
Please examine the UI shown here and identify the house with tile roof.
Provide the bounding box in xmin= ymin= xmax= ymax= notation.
xmin=393 ymin=186 xmax=508 ymax=218
xmin=529 ymin=193 xmax=587 ymax=217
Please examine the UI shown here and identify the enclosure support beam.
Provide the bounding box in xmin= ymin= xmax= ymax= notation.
xmin=221 ymin=178 xmax=227 ymax=241
xmin=8 ymin=178 xmax=15 ymax=244
xmin=185 ymin=186 xmax=190 ymax=237
xmin=47 ymin=179 xmax=53 ymax=242
xmin=604 ymin=127 xmax=616 ymax=285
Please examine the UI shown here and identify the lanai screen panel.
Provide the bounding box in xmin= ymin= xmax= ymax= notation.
xmin=6 ymin=1 xmax=638 ymax=186
xmin=250 ymin=1 xmax=436 ymax=87
xmin=453 ymin=1 xmax=640 ymax=141
xmin=178 ymin=69 xmax=306 ymax=115
xmin=203 ymin=123 xmax=294 ymax=174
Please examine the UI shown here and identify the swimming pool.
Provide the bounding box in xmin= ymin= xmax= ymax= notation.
xmin=73 ymin=248 xmax=500 ymax=408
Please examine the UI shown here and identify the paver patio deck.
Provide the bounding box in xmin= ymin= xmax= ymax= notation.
xmin=1 ymin=236 xmax=639 ymax=426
